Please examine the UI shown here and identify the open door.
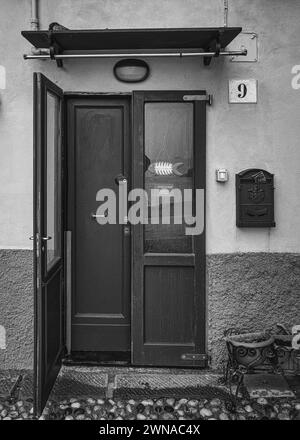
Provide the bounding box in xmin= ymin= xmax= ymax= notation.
xmin=132 ymin=91 xmax=206 ymax=367
xmin=33 ymin=73 xmax=65 ymax=416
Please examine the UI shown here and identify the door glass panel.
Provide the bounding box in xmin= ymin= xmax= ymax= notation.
xmin=144 ymin=102 xmax=193 ymax=253
xmin=46 ymin=91 xmax=61 ymax=270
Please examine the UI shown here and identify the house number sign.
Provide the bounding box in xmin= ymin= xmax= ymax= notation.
xmin=229 ymin=79 xmax=257 ymax=103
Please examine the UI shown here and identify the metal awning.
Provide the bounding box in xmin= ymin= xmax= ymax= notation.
xmin=21 ymin=26 xmax=246 ymax=67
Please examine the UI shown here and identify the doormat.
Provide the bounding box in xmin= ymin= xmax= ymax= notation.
xmin=244 ymin=373 xmax=295 ymax=399
xmin=49 ymin=366 xmax=108 ymax=400
xmin=115 ymin=373 xmax=231 ymax=400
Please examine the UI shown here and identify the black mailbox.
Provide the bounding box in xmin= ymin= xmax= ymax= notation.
xmin=236 ymin=169 xmax=275 ymax=227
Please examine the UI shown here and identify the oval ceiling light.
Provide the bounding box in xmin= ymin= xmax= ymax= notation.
xmin=113 ymin=59 xmax=150 ymax=83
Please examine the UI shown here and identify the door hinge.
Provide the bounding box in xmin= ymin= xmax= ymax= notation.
xmin=181 ymin=353 xmax=208 ymax=361
xmin=183 ymin=94 xmax=213 ymax=106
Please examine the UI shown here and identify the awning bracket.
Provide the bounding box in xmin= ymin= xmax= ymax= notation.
xmin=203 ymin=30 xmax=222 ymax=66
xmin=48 ymin=24 xmax=64 ymax=68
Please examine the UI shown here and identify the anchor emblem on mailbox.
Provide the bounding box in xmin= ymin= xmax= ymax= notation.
xmin=236 ymin=169 xmax=275 ymax=227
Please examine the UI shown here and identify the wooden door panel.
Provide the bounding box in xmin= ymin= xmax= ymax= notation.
xmin=33 ymin=73 xmax=65 ymax=416
xmin=75 ymin=106 xmax=124 ymax=315
xmin=144 ymin=266 xmax=194 ymax=344
xmin=44 ymin=268 xmax=63 ymax=371
xmin=132 ymin=91 xmax=206 ymax=367
xmin=67 ymin=98 xmax=131 ymax=353
xmin=72 ymin=325 xmax=130 ymax=352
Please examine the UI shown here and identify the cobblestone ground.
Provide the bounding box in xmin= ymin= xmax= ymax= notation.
xmin=1 ymin=396 xmax=300 ymax=420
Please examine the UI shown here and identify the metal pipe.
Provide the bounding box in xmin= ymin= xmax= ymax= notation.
xmin=30 ymin=0 xmax=39 ymax=31
xmin=23 ymin=49 xmax=247 ymax=60
xmin=224 ymin=0 xmax=229 ymax=27
xmin=31 ymin=48 xmax=51 ymax=56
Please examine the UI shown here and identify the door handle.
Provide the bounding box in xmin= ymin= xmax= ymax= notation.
xmin=29 ymin=235 xmax=52 ymax=241
xmin=91 ymin=213 xmax=106 ymax=219
xmin=115 ymin=174 xmax=127 ymax=185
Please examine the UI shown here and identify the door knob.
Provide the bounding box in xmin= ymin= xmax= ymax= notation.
xmin=115 ymin=174 xmax=127 ymax=185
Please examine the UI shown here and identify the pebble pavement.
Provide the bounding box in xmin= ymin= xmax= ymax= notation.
xmin=1 ymin=396 xmax=300 ymax=420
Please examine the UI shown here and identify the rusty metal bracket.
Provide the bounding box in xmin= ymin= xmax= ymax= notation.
xmin=48 ymin=24 xmax=64 ymax=68
xmin=49 ymin=43 xmax=63 ymax=68
xmin=203 ymin=30 xmax=222 ymax=66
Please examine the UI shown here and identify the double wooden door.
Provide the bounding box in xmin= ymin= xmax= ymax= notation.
xmin=33 ymin=74 xmax=206 ymax=415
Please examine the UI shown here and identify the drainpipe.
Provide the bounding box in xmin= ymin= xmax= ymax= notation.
xmin=224 ymin=0 xmax=229 ymax=27
xmin=29 ymin=0 xmax=49 ymax=55
xmin=30 ymin=0 xmax=39 ymax=30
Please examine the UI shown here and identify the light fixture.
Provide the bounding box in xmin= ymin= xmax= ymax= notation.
xmin=113 ymin=59 xmax=150 ymax=83
xmin=216 ymin=168 xmax=229 ymax=182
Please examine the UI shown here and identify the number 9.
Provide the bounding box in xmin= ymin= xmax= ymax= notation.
xmin=238 ymin=83 xmax=247 ymax=98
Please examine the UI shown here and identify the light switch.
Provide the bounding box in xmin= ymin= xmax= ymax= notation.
xmin=216 ymin=169 xmax=229 ymax=182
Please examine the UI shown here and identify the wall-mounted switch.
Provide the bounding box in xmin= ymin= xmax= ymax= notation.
xmin=216 ymin=169 xmax=229 ymax=182
xmin=0 ymin=66 xmax=6 ymax=90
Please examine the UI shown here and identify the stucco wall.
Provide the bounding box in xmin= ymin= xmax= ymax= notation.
xmin=207 ymin=253 xmax=300 ymax=369
xmin=0 ymin=0 xmax=300 ymax=370
xmin=1 ymin=250 xmax=299 ymax=370
xmin=0 ymin=0 xmax=299 ymax=252
xmin=0 ymin=250 xmax=33 ymax=369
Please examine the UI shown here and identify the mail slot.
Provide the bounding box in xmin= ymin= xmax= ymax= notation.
xmin=236 ymin=168 xmax=275 ymax=227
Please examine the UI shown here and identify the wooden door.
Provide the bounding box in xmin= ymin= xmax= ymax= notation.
xmin=33 ymin=73 xmax=65 ymax=415
xmin=67 ymin=97 xmax=131 ymax=355
xmin=132 ymin=91 xmax=206 ymax=367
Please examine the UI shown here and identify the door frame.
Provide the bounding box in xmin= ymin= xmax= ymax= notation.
xmin=63 ymin=91 xmax=206 ymax=365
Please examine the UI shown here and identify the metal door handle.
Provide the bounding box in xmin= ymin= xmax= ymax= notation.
xmin=115 ymin=174 xmax=127 ymax=185
xmin=29 ymin=235 xmax=52 ymax=241
xmin=91 ymin=213 xmax=106 ymax=219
